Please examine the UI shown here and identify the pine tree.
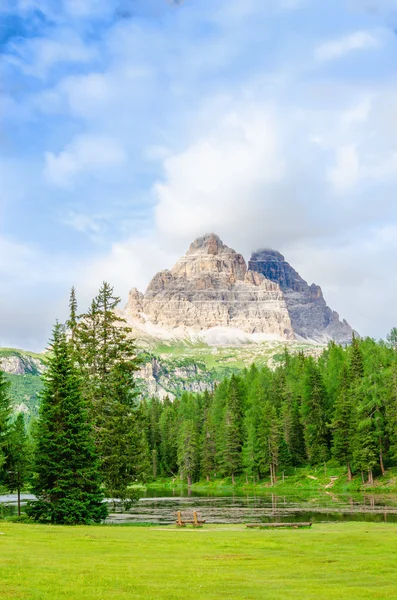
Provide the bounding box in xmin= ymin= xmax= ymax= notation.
xmin=280 ymin=385 xmax=306 ymax=466
xmin=70 ymin=283 xmax=144 ymax=497
xmin=3 ymin=414 xmax=32 ymax=516
xmin=261 ymin=401 xmax=281 ymax=485
xmin=353 ymin=372 xmax=386 ymax=483
xmin=27 ymin=324 xmax=107 ymax=524
xmin=200 ymin=408 xmax=217 ymax=481
xmin=350 ymin=334 xmax=364 ymax=381
xmin=177 ymin=420 xmax=198 ymax=486
xmin=301 ymin=360 xmax=329 ymax=464
xmin=331 ymin=365 xmax=354 ymax=479
xmin=385 ymin=362 xmax=397 ymax=462
xmin=0 ymin=370 xmax=11 ymax=475
xmin=159 ymin=402 xmax=178 ymax=476
xmin=222 ymin=408 xmax=241 ymax=484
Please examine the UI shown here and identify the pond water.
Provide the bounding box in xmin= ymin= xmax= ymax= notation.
xmin=2 ymin=489 xmax=397 ymax=524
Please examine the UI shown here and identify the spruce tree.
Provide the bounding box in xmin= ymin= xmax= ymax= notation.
xmin=301 ymin=360 xmax=329 ymax=464
xmin=222 ymin=408 xmax=241 ymax=484
xmin=0 ymin=370 xmax=11 ymax=475
xmin=386 ymin=362 xmax=397 ymax=462
xmin=28 ymin=324 xmax=107 ymax=524
xmin=261 ymin=401 xmax=281 ymax=485
xmin=177 ymin=420 xmax=198 ymax=486
xmin=200 ymin=408 xmax=217 ymax=481
xmin=3 ymin=414 xmax=32 ymax=516
xmin=331 ymin=365 xmax=354 ymax=479
xmin=70 ymin=283 xmax=146 ymax=497
xmin=350 ymin=334 xmax=364 ymax=381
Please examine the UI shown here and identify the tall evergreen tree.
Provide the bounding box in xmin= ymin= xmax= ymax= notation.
xmin=69 ymin=283 xmax=147 ymax=497
xmin=350 ymin=334 xmax=365 ymax=381
xmin=222 ymin=407 xmax=241 ymax=484
xmin=177 ymin=420 xmax=198 ymax=486
xmin=0 ymin=370 xmax=11 ymax=475
xmin=3 ymin=414 xmax=32 ymax=516
xmin=301 ymin=360 xmax=329 ymax=464
xmin=28 ymin=324 xmax=107 ymax=524
xmin=200 ymin=407 xmax=217 ymax=481
xmin=331 ymin=365 xmax=354 ymax=480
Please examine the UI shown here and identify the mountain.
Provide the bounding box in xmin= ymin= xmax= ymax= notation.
xmin=249 ymin=249 xmax=353 ymax=344
xmin=1 ymin=234 xmax=353 ymax=407
xmin=124 ymin=233 xmax=353 ymax=345
xmin=0 ymin=348 xmax=46 ymax=420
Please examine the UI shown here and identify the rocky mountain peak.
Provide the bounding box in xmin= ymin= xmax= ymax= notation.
xmin=124 ymin=234 xmax=293 ymax=343
xmin=248 ymin=248 xmax=353 ymax=344
xmin=249 ymin=248 xmax=307 ymax=293
xmin=123 ymin=233 xmax=353 ymax=346
xmin=187 ymin=233 xmax=225 ymax=255
xmin=170 ymin=233 xmax=247 ymax=282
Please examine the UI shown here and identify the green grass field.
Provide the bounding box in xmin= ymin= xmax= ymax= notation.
xmin=1 ymin=523 xmax=397 ymax=599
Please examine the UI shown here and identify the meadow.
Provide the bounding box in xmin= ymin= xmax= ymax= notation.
xmin=1 ymin=522 xmax=397 ymax=599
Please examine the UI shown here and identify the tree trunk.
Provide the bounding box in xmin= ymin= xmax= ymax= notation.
xmin=368 ymin=469 xmax=373 ymax=485
xmin=231 ymin=472 xmax=235 ymax=485
xmin=380 ymin=444 xmax=386 ymax=475
xmin=245 ymin=473 xmax=248 ymax=485
xmin=187 ymin=474 xmax=192 ymax=487
xmin=361 ymin=471 xmax=365 ymax=484
xmin=17 ymin=488 xmax=21 ymax=517
xmin=206 ymin=475 xmax=210 ymax=483
xmin=347 ymin=463 xmax=352 ymax=481
xmin=273 ymin=464 xmax=277 ymax=485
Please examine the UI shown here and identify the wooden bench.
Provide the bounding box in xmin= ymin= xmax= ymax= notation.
xmin=175 ymin=510 xmax=205 ymax=527
xmin=246 ymin=522 xmax=312 ymax=529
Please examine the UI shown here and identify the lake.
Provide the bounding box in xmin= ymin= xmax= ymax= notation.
xmin=3 ymin=489 xmax=397 ymax=524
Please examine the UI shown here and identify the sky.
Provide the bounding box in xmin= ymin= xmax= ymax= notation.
xmin=1 ymin=0 xmax=397 ymax=351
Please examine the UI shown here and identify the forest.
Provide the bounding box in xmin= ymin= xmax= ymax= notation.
xmin=142 ymin=331 xmax=397 ymax=487
xmin=1 ymin=282 xmax=397 ymax=524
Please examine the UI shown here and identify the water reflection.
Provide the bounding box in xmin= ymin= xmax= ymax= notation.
xmin=105 ymin=489 xmax=397 ymax=525
xmin=2 ymin=490 xmax=397 ymax=524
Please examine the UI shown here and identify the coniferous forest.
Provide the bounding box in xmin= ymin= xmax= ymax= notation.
xmin=1 ymin=284 xmax=397 ymax=524
xmin=142 ymin=330 xmax=397 ymax=487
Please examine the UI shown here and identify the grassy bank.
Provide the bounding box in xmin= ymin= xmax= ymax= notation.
xmin=147 ymin=466 xmax=397 ymax=496
xmin=1 ymin=522 xmax=397 ymax=599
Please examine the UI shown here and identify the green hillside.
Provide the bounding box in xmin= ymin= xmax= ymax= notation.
xmin=1 ymin=339 xmax=321 ymax=414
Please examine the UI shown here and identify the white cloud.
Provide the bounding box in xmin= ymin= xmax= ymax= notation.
xmin=315 ymin=31 xmax=381 ymax=62
xmin=44 ymin=135 xmax=127 ymax=187
xmin=328 ymin=144 xmax=360 ymax=191
xmin=154 ymin=104 xmax=285 ymax=244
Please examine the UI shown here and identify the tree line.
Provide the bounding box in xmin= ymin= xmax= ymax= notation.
xmin=141 ymin=330 xmax=397 ymax=487
xmin=1 ymin=281 xmax=397 ymax=524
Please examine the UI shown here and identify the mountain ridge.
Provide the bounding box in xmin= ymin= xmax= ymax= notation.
xmin=124 ymin=233 xmax=353 ymax=345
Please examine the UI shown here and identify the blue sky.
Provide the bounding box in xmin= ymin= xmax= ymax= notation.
xmin=1 ymin=0 xmax=397 ymax=350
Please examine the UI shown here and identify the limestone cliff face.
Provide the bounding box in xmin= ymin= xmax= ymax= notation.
xmin=0 ymin=353 xmax=45 ymax=376
xmin=248 ymin=249 xmax=353 ymax=344
xmin=125 ymin=234 xmax=294 ymax=342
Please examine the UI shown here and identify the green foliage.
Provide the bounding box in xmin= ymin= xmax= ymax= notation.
xmin=69 ymin=283 xmax=150 ymax=499
xmin=141 ymin=335 xmax=397 ymax=487
xmin=0 ymin=370 xmax=12 ymax=473
xmin=27 ymin=325 xmax=107 ymax=525
xmin=177 ymin=419 xmax=198 ymax=485
xmin=2 ymin=414 xmax=32 ymax=499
